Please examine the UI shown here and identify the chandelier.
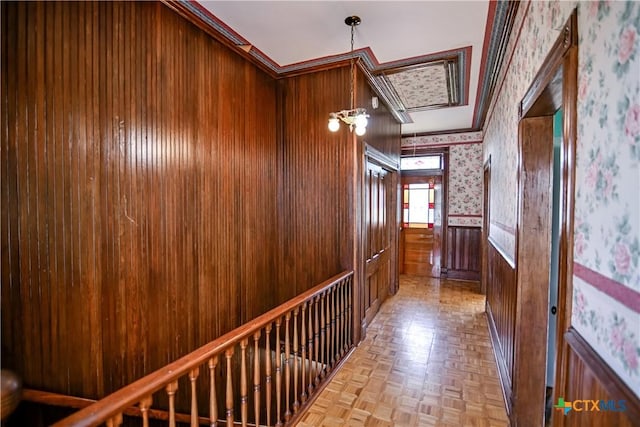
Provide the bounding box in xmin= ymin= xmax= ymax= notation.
xmin=328 ymin=16 xmax=369 ymax=136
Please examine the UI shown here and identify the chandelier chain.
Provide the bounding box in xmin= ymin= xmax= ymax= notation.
xmin=349 ymin=21 xmax=355 ymax=110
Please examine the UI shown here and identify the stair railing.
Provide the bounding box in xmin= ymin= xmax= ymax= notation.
xmin=52 ymin=271 xmax=354 ymax=427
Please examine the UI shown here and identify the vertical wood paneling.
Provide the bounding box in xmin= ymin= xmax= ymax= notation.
xmin=1 ymin=0 xmax=278 ymax=404
xmin=278 ymin=65 xmax=401 ymax=331
xmin=278 ymin=67 xmax=353 ymax=302
xmin=485 ymin=240 xmax=517 ymax=412
xmin=445 ymin=226 xmax=481 ymax=280
xmin=2 ymin=3 xmax=401 ymax=422
xmin=561 ymin=329 xmax=639 ymax=427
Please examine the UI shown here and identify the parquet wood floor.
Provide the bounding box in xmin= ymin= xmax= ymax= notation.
xmin=297 ymin=275 xmax=509 ymax=427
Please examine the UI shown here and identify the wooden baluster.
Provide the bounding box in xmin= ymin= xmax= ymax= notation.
xmin=166 ymin=381 xmax=178 ymax=427
xmin=284 ymin=312 xmax=292 ymax=421
xmin=336 ymin=285 xmax=341 ymax=360
xmin=320 ymin=293 xmax=326 ymax=379
xmin=313 ymin=296 xmax=320 ymax=386
xmin=275 ymin=318 xmax=282 ymax=427
xmin=340 ymin=281 xmax=346 ymax=355
xmin=347 ymin=277 xmax=352 ymax=346
xmin=139 ymin=396 xmax=152 ymax=427
xmin=330 ymin=287 xmax=336 ymax=368
xmin=225 ymin=348 xmax=235 ymax=427
xmin=265 ymin=324 xmax=272 ymax=427
xmin=300 ymin=302 xmax=308 ymax=403
xmin=336 ymin=282 xmax=342 ymax=358
xmin=106 ymin=413 xmax=122 ymax=427
xmin=253 ymin=331 xmax=261 ymax=427
xmin=240 ymin=339 xmax=248 ymax=427
xmin=325 ymin=291 xmax=331 ymax=374
xmin=292 ymin=308 xmax=300 ymax=413
xmin=209 ymin=356 xmax=219 ymax=427
xmin=307 ymin=300 xmax=315 ymax=396
xmin=189 ymin=368 xmax=200 ymax=427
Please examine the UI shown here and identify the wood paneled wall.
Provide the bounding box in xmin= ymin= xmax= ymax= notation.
xmin=1 ymin=0 xmax=279 ymax=399
xmin=560 ymin=329 xmax=640 ymax=427
xmin=278 ymin=64 xmax=401 ymax=332
xmin=355 ymin=72 xmax=402 ymax=163
xmin=444 ymin=226 xmax=481 ymax=281
xmin=277 ymin=67 xmax=353 ymax=302
xmin=1 ymin=3 xmax=402 ymax=422
xmin=485 ymin=240 xmax=517 ymax=413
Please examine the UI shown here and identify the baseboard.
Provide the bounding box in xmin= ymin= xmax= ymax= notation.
xmin=444 ymin=269 xmax=480 ymax=281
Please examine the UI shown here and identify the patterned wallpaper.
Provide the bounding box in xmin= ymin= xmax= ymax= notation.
xmin=572 ymin=1 xmax=640 ymax=394
xmin=483 ymin=1 xmax=640 ymax=394
xmin=402 ymin=131 xmax=483 ymax=148
xmin=387 ymin=64 xmax=449 ymax=108
xmin=401 ymin=133 xmax=484 ymax=227
xmin=448 ymin=143 xmax=483 ymax=227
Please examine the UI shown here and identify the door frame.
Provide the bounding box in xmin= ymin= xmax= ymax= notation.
xmin=512 ymin=9 xmax=577 ymax=426
xmin=481 ymin=156 xmax=491 ymax=295
xmin=399 ymin=147 xmax=448 ymax=277
xmin=400 ymin=174 xmax=443 ymax=278
xmin=361 ymin=144 xmax=399 ymax=335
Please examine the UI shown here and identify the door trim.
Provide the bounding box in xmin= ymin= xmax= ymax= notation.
xmin=512 ymin=9 xmax=577 ymax=427
xmin=481 ymin=156 xmax=491 ymax=295
xmin=361 ymin=144 xmax=399 ymax=335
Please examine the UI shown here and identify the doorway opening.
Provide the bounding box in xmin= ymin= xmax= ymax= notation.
xmin=398 ymin=151 xmax=446 ymax=278
xmin=510 ymin=9 xmax=577 ymax=426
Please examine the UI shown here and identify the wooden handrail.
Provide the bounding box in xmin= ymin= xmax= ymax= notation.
xmin=52 ymin=271 xmax=353 ymax=427
xmin=22 ymin=389 xmax=223 ymax=426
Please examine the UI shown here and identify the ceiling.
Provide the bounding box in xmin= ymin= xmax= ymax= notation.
xmin=188 ymin=1 xmax=512 ymax=136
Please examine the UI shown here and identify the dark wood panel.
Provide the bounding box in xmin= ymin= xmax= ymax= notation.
xmin=444 ymin=226 xmax=481 ymax=281
xmin=560 ymin=329 xmax=639 ymax=427
xmin=279 ymin=65 xmax=401 ymax=341
xmin=277 ymin=67 xmax=353 ymax=302
xmin=485 ymin=239 xmax=517 ymax=414
xmin=1 ymin=0 xmax=278 ymax=402
xmin=513 ymin=116 xmax=553 ymax=425
xmin=1 ymin=3 xmax=402 ymax=423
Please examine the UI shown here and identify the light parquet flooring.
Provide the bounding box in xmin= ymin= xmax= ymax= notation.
xmin=297 ymin=275 xmax=509 ymax=427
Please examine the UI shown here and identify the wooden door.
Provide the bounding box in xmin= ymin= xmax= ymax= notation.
xmin=400 ymin=176 xmax=442 ymax=277
xmin=363 ymin=159 xmax=395 ymax=327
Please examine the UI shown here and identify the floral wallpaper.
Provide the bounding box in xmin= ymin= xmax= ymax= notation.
xmin=402 ymin=131 xmax=483 ymax=148
xmin=483 ymin=1 xmax=576 ymax=259
xmin=572 ymin=0 xmax=640 ymax=394
xmin=387 ymin=64 xmax=449 ymax=108
xmin=401 ymin=135 xmax=484 ymax=227
xmin=448 ymin=143 xmax=483 ymax=227
xmin=484 ymin=0 xmax=640 ymax=394
xmin=573 ymin=277 xmax=640 ymax=390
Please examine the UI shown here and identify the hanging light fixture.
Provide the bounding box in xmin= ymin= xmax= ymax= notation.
xmin=328 ymin=16 xmax=369 ymax=136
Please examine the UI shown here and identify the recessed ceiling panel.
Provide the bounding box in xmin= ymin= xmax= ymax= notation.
xmin=386 ymin=63 xmax=450 ymax=110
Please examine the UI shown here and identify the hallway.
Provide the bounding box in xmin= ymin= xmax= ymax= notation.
xmin=297 ymin=276 xmax=509 ymax=426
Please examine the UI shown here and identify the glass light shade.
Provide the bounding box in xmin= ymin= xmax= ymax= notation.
xmin=355 ymin=125 xmax=366 ymax=136
xmin=328 ymin=117 xmax=340 ymax=132
xmin=354 ymin=113 xmax=368 ymax=128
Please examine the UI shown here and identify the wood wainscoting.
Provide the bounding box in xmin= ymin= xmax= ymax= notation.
xmin=443 ymin=226 xmax=481 ymax=281
xmin=558 ymin=328 xmax=640 ymax=427
xmin=485 ymin=238 xmax=517 ymax=414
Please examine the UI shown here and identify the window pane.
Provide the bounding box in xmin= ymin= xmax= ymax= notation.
xmin=409 ymin=183 xmax=430 ymax=190
xmin=408 ymin=188 xmax=429 ymax=224
xmin=400 ymin=155 xmax=441 ymax=170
